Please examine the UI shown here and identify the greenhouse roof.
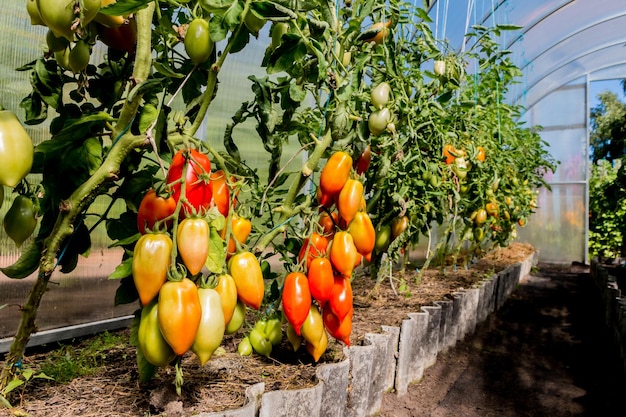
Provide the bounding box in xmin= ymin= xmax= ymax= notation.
xmin=426 ymin=0 xmax=626 ymax=108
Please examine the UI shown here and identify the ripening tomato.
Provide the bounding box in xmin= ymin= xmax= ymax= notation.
xmin=329 ymin=231 xmax=359 ymax=278
xmin=328 ymin=275 xmax=353 ymax=322
xmin=3 ymin=195 xmax=37 ymax=247
xmin=473 ymin=209 xmax=487 ymax=225
xmin=371 ymin=82 xmax=391 ymax=110
xmin=214 ymin=273 xmax=238 ymax=324
xmin=316 ymin=187 xmax=335 ymax=209
xmin=97 ymin=18 xmax=137 ymax=54
xmin=323 ymin=305 xmax=352 ymax=346
xmin=191 ymin=287 xmax=225 ymax=365
xmin=137 ymin=189 xmax=176 ymax=234
xmin=177 ymin=217 xmax=210 ymax=276
xmin=307 ymin=257 xmax=334 ymax=304
xmin=132 ymin=233 xmax=172 ymax=306
xmin=318 ymin=211 xmax=337 ymax=237
xmin=298 ymin=232 xmax=328 ymax=269
xmin=184 ymin=18 xmax=214 ymax=64
xmin=282 ymin=272 xmax=312 ymax=335
xmin=391 ymin=215 xmax=409 ymax=240
xmin=158 ymin=277 xmax=202 ymax=356
xmin=228 ymin=251 xmax=265 ymax=310
xmin=210 ymin=170 xmax=230 ymax=217
xmin=360 ymin=21 xmax=391 ymax=45
xmin=476 ymin=146 xmax=486 ymax=162
xmin=486 ymin=202 xmax=499 ymax=218
xmin=305 ymin=326 xmax=328 ymax=362
xmin=286 ymin=323 xmax=304 ymax=351
xmin=227 ymin=214 xmax=252 ymax=256
xmin=320 ymin=151 xmax=353 ymax=196
xmin=166 ymin=149 xmax=212 ymax=215
xmin=300 ymin=304 xmax=325 ymax=346
xmin=354 ymin=145 xmax=372 ymax=175
xmin=138 ymin=300 xmax=175 ymax=367
xmin=0 ymin=110 xmax=34 ymax=188
xmin=348 ymin=212 xmax=375 ymax=260
xmin=337 ymin=179 xmax=363 ymax=224
xmin=443 ymin=144 xmax=456 ymax=164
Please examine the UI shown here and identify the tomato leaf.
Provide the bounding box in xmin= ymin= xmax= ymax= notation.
xmin=109 ymin=256 xmax=133 ymax=280
xmin=0 ymin=241 xmax=42 ymax=279
xmin=19 ymin=92 xmax=48 ymax=125
xmin=266 ymin=34 xmax=307 ymax=75
xmin=205 ymin=227 xmax=226 ymax=274
xmin=249 ymin=1 xmax=297 ymax=20
xmin=153 ymin=61 xmax=185 ymax=79
xmin=209 ymin=15 xmax=228 ymax=42
xmin=114 ymin=276 xmax=139 ymax=305
xmin=200 ymin=0 xmax=235 ymax=13
xmin=99 ymin=0 xmax=152 ymax=16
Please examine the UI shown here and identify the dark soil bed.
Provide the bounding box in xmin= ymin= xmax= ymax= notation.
xmin=1 ymin=242 xmax=536 ymax=417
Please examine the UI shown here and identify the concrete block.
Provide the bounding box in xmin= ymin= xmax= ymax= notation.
xmin=420 ymin=305 xmax=441 ymax=368
xmin=395 ymin=311 xmax=428 ymax=396
xmin=476 ymin=276 xmax=496 ymax=323
xmin=316 ymin=359 xmax=350 ymax=417
xmin=197 ymin=382 xmax=264 ymax=417
xmin=452 ymin=291 xmax=469 ymax=341
xmin=258 ymin=380 xmax=322 ymax=417
xmin=380 ymin=325 xmax=400 ymax=392
xmin=464 ymin=288 xmax=480 ymax=336
xmin=434 ymin=300 xmax=453 ymax=354
xmin=344 ymin=344 xmax=376 ymax=417
xmin=364 ymin=332 xmax=395 ymax=414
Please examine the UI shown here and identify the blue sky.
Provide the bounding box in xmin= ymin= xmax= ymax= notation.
xmin=589 ymin=79 xmax=625 ymax=109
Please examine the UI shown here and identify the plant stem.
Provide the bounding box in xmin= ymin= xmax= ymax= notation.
xmin=0 ymin=3 xmax=156 ymax=390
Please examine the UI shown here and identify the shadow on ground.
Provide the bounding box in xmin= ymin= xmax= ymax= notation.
xmin=381 ymin=263 xmax=626 ymax=417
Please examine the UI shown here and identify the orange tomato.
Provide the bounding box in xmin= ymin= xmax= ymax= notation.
xmin=348 ymin=212 xmax=375 ymax=261
xmin=320 ymin=151 xmax=353 ymax=196
xmin=307 ymin=257 xmax=334 ymax=304
xmin=298 ymin=232 xmax=328 ymax=269
xmin=210 ymin=170 xmax=230 ymax=217
xmin=157 ymin=278 xmax=202 ymax=356
xmin=337 ymin=179 xmax=363 ymax=224
xmin=329 ymin=231 xmax=358 ymax=278
xmin=176 ymin=217 xmax=209 ymax=276
xmin=228 ymin=251 xmax=265 ymax=310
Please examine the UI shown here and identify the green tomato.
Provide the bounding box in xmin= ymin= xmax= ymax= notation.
xmin=225 ymin=300 xmax=246 ymax=335
xmin=370 ymin=82 xmax=391 ymax=109
xmin=37 ymin=0 xmax=100 ymax=40
xmin=237 ymin=336 xmax=253 ymax=356
xmin=191 ymin=288 xmax=225 ymax=366
xmin=185 ymin=18 xmax=214 ymax=64
xmin=27 ymin=0 xmax=45 ymax=26
xmin=138 ymin=300 xmax=176 ymax=367
xmin=0 ymin=111 xmax=33 ymax=188
xmin=249 ymin=328 xmax=272 ymax=357
xmin=368 ymin=108 xmax=390 ymax=136
xmin=46 ymin=29 xmax=69 ymax=52
xmin=4 ymin=195 xmax=37 ymax=248
xmin=69 ymin=40 xmax=91 ymax=73
xmin=265 ymin=318 xmax=282 ymax=346
xmin=244 ymin=10 xmax=266 ymax=34
xmin=270 ymin=22 xmax=289 ymax=50
xmin=374 ymin=224 xmax=392 ymax=254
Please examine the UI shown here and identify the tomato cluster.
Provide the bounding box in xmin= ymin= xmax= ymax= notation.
xmin=133 ymin=147 xmax=263 ymax=368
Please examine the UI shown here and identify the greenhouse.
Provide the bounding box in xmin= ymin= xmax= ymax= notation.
xmin=1 ymin=0 xmax=625 ymax=415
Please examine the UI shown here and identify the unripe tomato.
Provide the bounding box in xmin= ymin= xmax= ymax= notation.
xmin=158 ymin=278 xmax=202 ymax=356
xmin=166 ymin=149 xmax=212 ymax=216
xmin=270 ymin=22 xmax=289 ymax=50
xmin=374 ymin=224 xmax=392 ymax=254
xmin=214 ymin=273 xmax=238 ymax=324
xmin=329 ymin=231 xmax=358 ymax=278
xmin=305 ymin=327 xmax=328 ymax=362
xmin=320 ymin=151 xmax=353 ymax=196
xmin=264 ymin=318 xmax=282 ymax=346
xmin=185 ymin=18 xmax=214 ymax=64
xmin=210 ymin=170 xmax=230 ymax=217
xmin=368 ymin=108 xmax=390 ymax=136
xmin=371 ymin=82 xmax=391 ymax=109
xmin=37 ymin=0 xmax=100 ymax=40
xmin=225 ymin=300 xmax=246 ymax=334
xmin=329 ymin=275 xmax=353 ymax=322
xmin=228 ymin=251 xmax=265 ymax=310
xmin=244 ymin=10 xmax=266 ymax=34
xmin=191 ymin=288 xmax=225 ymax=366
xmin=433 ymin=60 xmax=446 ymax=76
xmin=323 ymin=306 xmax=352 ymax=346
xmin=137 ymin=189 xmax=176 ymax=234
xmin=307 ymin=257 xmax=334 ymax=304
xmin=391 ymin=215 xmax=409 ymax=240
xmin=300 ymin=304 xmax=324 ymax=346
xmin=177 ymin=217 xmax=209 ymax=276
xmin=132 ymin=233 xmax=172 ymax=306
xmin=0 ymin=110 xmax=34 ymax=187
xmin=3 ymin=195 xmax=37 ymax=247
xmin=27 ymin=0 xmax=45 ymax=26
xmin=237 ymin=336 xmax=253 ymax=356
xmin=298 ymin=232 xmax=328 ymax=269
xmin=282 ymin=272 xmax=312 ymax=335
xmin=348 ymin=212 xmax=375 ymax=260
xmin=249 ymin=325 xmax=272 ymax=357
xmin=55 ymin=47 xmax=72 ymax=71
xmin=46 ymin=29 xmax=69 ymax=52
xmin=138 ymin=300 xmax=175 ymax=367
xmin=337 ymin=179 xmax=363 ymax=224
xmin=69 ymin=40 xmax=91 ymax=73
xmin=286 ymin=323 xmax=303 ymax=351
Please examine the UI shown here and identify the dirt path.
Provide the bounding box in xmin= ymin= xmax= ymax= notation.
xmin=380 ymin=263 xmax=626 ymax=417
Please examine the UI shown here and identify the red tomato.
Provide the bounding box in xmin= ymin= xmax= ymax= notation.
xmin=329 ymin=231 xmax=358 ymax=278
xmin=307 ymin=257 xmax=334 ymax=304
xmin=282 ymin=272 xmax=312 ymax=335
xmin=137 ymin=189 xmax=176 ymax=234
xmin=318 ymin=211 xmax=337 ymax=237
xmin=316 ymin=187 xmax=335 ymax=209
xmin=323 ymin=305 xmax=352 ymax=346
xmin=157 ymin=278 xmax=202 ymax=356
xmin=210 ymin=170 xmax=230 ymax=217
xmin=298 ymin=232 xmax=328 ymax=269
xmin=328 ymin=275 xmax=353 ymax=322
xmin=176 ymin=217 xmax=209 ymax=276
xmin=166 ymin=149 xmax=212 ymax=215
xmin=96 ymin=18 xmax=137 ymax=54
xmin=320 ymin=151 xmax=353 ymax=196
xmin=354 ymin=145 xmax=371 ymax=174
xmin=337 ymin=179 xmax=363 ymax=224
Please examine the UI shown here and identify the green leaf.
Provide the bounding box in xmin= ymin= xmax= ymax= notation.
xmin=138 ymin=104 xmax=159 ymax=133
xmin=99 ymin=0 xmax=152 ymax=16
xmin=288 ymin=82 xmax=306 ymax=102
xmin=20 ymin=92 xmax=48 ymax=125
xmin=1 ymin=378 xmax=24 ymax=396
xmin=223 ymin=1 xmax=244 ymax=29
xmin=109 ymin=256 xmax=133 ymax=280
xmin=266 ymin=33 xmax=306 ymax=74
xmin=153 ymin=61 xmax=185 ymax=78
xmin=0 ymin=241 xmax=42 ymax=279
xmin=205 ymin=227 xmax=226 ymax=274
xmin=114 ymin=276 xmax=139 ymax=305
xmin=209 ymin=14 xmax=228 ymax=42
xmin=249 ymin=1 xmax=297 ymax=20
xmin=200 ymin=0 xmax=235 ymax=13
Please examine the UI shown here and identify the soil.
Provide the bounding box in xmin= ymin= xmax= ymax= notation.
xmin=1 ymin=243 xmax=538 ymax=417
